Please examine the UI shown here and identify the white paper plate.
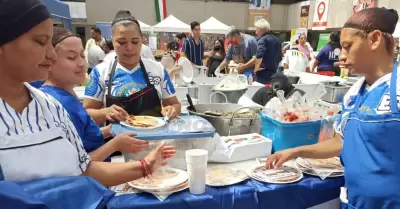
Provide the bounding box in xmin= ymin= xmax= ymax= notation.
xmin=178 ymin=57 xmax=194 ymax=83
xmin=206 ymin=167 xmax=248 ymax=187
xmin=248 ymin=166 xmax=303 ymax=184
xmin=128 ymin=168 xmax=188 ymax=192
xmin=296 ymin=158 xmax=344 ymax=178
xmin=151 ymin=181 xmax=189 ymax=195
xmin=120 ymin=116 xmax=166 ymax=130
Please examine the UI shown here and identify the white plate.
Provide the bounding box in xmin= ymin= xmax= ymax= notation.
xmin=128 ymin=168 xmax=188 ymax=192
xmin=178 ymin=57 xmax=194 ymax=83
xmin=206 ymin=167 xmax=249 ymax=187
xmin=151 ymin=181 xmax=189 ymax=195
xmin=296 ymin=158 xmax=344 ymax=178
xmin=120 ymin=116 xmax=166 ymax=130
xmin=248 ymin=166 xmax=303 ymax=184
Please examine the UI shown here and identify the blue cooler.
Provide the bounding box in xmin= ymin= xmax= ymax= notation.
xmin=261 ymin=115 xmax=321 ymax=152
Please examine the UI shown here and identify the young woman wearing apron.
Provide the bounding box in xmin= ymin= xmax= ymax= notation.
xmin=83 ymin=11 xmax=181 ymax=125
xmin=265 ymin=8 xmax=400 ymax=208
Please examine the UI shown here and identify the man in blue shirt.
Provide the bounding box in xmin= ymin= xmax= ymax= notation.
xmin=215 ymin=28 xmax=258 ymax=77
xmin=254 ymin=19 xmax=282 ymax=84
xmin=181 ymin=21 xmax=204 ymax=66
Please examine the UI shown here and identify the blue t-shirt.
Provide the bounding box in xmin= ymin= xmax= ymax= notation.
xmin=182 ymin=36 xmax=204 ymax=66
xmin=316 ymin=44 xmax=340 ymax=70
xmin=40 ymin=86 xmax=110 ymax=162
xmin=29 ymin=81 xmax=44 ymax=88
xmin=85 ymin=58 xmax=176 ymax=101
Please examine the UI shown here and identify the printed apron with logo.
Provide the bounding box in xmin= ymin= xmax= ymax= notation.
xmin=105 ymin=58 xmax=163 ymax=117
xmin=340 ymin=62 xmax=400 ymax=208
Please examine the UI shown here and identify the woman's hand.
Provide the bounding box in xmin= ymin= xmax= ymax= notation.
xmin=144 ymin=141 xmax=176 ymax=173
xmin=112 ymin=132 xmax=149 ymax=153
xmin=265 ymin=148 xmax=299 ymax=169
xmin=162 ymin=105 xmax=179 ymax=119
xmin=100 ymin=124 xmax=113 ymax=139
xmin=103 ymin=105 xmax=128 ymax=122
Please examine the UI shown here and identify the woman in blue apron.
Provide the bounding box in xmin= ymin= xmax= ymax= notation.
xmin=40 ymin=27 xmax=150 ymax=162
xmin=84 ymin=11 xmax=180 ymax=122
xmin=265 ymin=8 xmax=400 ymax=208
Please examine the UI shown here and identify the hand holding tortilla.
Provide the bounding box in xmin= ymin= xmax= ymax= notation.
xmin=104 ymin=105 xmax=129 ymax=122
xmin=162 ymin=106 xmax=178 ymax=119
xmin=144 ymin=141 xmax=176 ymax=174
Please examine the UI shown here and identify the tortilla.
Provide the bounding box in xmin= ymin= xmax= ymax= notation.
xmin=306 ymin=158 xmax=343 ymax=170
xmin=125 ymin=115 xmax=158 ymax=128
xmin=207 ymin=167 xmax=248 ymax=186
xmin=250 ymin=166 xmax=302 ymax=183
xmin=130 ymin=169 xmax=179 ymax=189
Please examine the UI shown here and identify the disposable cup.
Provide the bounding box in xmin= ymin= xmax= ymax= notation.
xmin=185 ymin=149 xmax=208 ymax=194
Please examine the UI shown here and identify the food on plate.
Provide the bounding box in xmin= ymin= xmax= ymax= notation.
xmin=250 ymin=166 xmax=302 ymax=183
xmin=306 ymin=158 xmax=343 ymax=170
xmin=207 ymin=167 xmax=248 ymax=186
xmin=125 ymin=115 xmax=158 ymax=127
xmin=130 ymin=169 xmax=179 ymax=189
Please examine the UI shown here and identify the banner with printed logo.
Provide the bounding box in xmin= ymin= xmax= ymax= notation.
xmin=312 ymin=0 xmax=329 ymax=30
xmin=300 ymin=1 xmax=310 ymax=28
xmin=353 ymin=0 xmax=376 ymax=15
xmin=248 ymin=0 xmax=271 ymax=30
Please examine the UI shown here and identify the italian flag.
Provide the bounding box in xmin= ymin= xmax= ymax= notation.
xmin=155 ymin=0 xmax=167 ymax=22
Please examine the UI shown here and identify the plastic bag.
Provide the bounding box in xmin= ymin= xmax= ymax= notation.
xmin=167 ymin=116 xmax=215 ymax=133
xmin=213 ymin=75 xmax=247 ymax=91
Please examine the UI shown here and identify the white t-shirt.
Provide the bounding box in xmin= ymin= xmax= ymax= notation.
xmin=0 ymin=83 xmax=90 ymax=182
xmin=282 ymin=49 xmax=309 ymax=72
xmin=85 ymin=57 xmax=176 ymax=102
xmin=103 ymin=44 xmax=155 ymax=63
xmin=88 ymin=45 xmax=105 ymax=68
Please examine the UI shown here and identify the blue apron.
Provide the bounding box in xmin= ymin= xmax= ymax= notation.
xmin=341 ymin=62 xmax=400 ymax=208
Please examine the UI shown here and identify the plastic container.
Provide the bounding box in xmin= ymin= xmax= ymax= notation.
xmin=186 ymin=149 xmax=208 ymax=194
xmin=261 ymin=115 xmax=321 ymax=152
xmin=248 ymin=74 xmax=254 ymax=85
xmin=319 ymin=111 xmax=335 ymax=142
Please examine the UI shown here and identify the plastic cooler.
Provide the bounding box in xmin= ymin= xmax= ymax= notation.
xmin=261 ymin=115 xmax=321 ymax=152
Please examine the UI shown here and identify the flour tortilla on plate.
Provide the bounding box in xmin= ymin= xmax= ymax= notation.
xmin=121 ymin=115 xmax=166 ymax=130
xmin=305 ymin=158 xmax=343 ymax=170
xmin=248 ymin=166 xmax=303 ymax=184
xmin=206 ymin=167 xmax=248 ymax=187
xmin=128 ymin=168 xmax=188 ymax=192
xmin=296 ymin=158 xmax=344 ymax=178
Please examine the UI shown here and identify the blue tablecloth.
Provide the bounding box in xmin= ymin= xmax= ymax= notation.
xmin=1 ymin=176 xmax=115 ymax=209
xmin=107 ymin=175 xmax=344 ymax=209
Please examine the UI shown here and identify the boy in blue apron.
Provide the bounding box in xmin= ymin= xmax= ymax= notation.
xmin=265 ymin=7 xmax=400 ymax=208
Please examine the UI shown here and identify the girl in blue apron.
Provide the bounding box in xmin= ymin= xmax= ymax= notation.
xmin=83 ymin=11 xmax=180 ymax=123
xmin=40 ymin=27 xmax=150 ymax=162
xmin=265 ymin=8 xmax=400 ymax=208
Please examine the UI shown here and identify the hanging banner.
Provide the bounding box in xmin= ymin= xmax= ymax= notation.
xmin=317 ymin=33 xmax=330 ymax=51
xmin=312 ymin=0 xmax=329 ymax=30
xmin=155 ymin=0 xmax=167 ymax=22
xmin=353 ymin=0 xmax=376 ymax=15
xmin=300 ymin=1 xmax=310 ymax=28
xmin=248 ymin=0 xmax=271 ymax=30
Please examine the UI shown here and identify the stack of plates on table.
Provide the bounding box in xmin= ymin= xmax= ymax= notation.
xmin=128 ymin=168 xmax=189 ymax=195
xmin=247 ymin=166 xmax=303 ymax=184
xmin=206 ymin=166 xmax=248 ymax=187
xmin=296 ymin=157 xmax=344 ymax=178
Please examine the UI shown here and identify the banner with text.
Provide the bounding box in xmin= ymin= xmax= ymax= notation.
xmin=300 ymin=1 xmax=310 ymax=28
xmin=248 ymin=0 xmax=271 ymax=30
xmin=312 ymin=0 xmax=329 ymax=30
xmin=353 ymin=0 xmax=376 ymax=15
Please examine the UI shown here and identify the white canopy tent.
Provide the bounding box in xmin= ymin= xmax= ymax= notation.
xmin=200 ymin=17 xmax=230 ymax=34
xmin=152 ymin=15 xmax=191 ymax=32
xmin=138 ymin=20 xmax=152 ymax=32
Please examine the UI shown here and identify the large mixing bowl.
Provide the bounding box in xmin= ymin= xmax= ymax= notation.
xmin=187 ymin=103 xmax=262 ymax=136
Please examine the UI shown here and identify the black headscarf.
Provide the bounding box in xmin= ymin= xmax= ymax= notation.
xmin=0 ymin=0 xmax=51 ymax=46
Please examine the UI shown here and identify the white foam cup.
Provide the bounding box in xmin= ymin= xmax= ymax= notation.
xmin=185 ymin=149 xmax=208 ymax=194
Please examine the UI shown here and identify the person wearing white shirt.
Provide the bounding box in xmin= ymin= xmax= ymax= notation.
xmin=88 ymin=45 xmax=105 ymax=69
xmin=282 ymin=45 xmax=309 ymax=72
xmin=0 ymin=0 xmax=175 ymax=186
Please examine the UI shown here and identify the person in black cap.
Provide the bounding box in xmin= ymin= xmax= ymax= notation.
xmin=266 ymin=8 xmax=400 ymax=208
xmin=0 ymin=1 xmax=175 ymax=187
xmin=251 ymin=73 xmax=304 ymax=106
xmin=84 ymin=10 xmax=181 ymax=124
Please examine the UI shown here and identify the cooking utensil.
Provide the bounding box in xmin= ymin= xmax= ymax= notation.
xmin=186 ymin=94 xmax=197 ymax=112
